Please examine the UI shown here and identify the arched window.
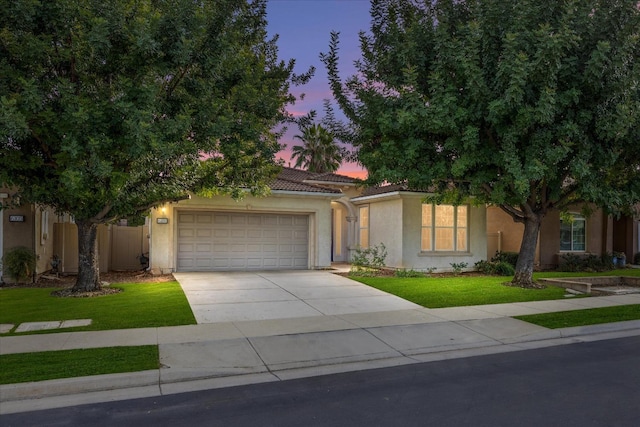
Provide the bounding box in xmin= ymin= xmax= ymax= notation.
xmin=560 ymin=214 xmax=586 ymax=251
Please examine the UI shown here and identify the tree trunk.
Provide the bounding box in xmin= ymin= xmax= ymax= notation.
xmin=511 ymin=214 xmax=543 ymax=288
xmin=72 ymin=219 xmax=101 ymax=292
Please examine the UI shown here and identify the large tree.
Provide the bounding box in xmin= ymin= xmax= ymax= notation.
xmin=291 ymin=123 xmax=345 ymax=173
xmin=323 ymin=0 xmax=640 ymax=287
xmin=0 ymin=0 xmax=306 ymax=291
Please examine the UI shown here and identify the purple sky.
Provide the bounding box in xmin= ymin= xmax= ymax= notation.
xmin=266 ymin=0 xmax=371 ymax=177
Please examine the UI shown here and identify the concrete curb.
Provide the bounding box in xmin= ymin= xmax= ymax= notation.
xmin=2 ymin=322 xmax=639 ymax=415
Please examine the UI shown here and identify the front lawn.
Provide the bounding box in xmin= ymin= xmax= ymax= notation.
xmin=351 ymin=269 xmax=640 ymax=308
xmin=0 ymin=281 xmax=196 ymax=335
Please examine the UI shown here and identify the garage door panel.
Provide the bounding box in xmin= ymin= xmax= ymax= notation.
xmin=177 ymin=211 xmax=308 ymax=271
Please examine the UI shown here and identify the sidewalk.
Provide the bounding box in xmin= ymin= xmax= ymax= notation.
xmin=2 ymin=293 xmax=640 ymax=415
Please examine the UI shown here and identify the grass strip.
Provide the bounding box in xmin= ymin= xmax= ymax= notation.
xmin=0 ymin=345 xmax=159 ymax=385
xmin=0 ymin=281 xmax=196 ymax=335
xmin=514 ymin=304 xmax=640 ymax=329
xmin=351 ymin=269 xmax=639 ymax=308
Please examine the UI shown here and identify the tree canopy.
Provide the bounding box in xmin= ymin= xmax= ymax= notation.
xmin=323 ymin=0 xmax=640 ymax=286
xmin=0 ymin=0 xmax=306 ymax=290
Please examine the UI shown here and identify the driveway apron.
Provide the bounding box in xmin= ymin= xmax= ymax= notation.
xmin=173 ymin=271 xmax=422 ymax=324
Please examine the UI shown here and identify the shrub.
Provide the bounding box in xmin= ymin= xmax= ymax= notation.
xmin=474 ymin=260 xmax=496 ymax=275
xmin=559 ymin=253 xmax=583 ymax=272
xmin=350 ymin=243 xmax=387 ymax=276
xmin=1 ymin=246 xmax=36 ymax=283
xmin=635 ymin=252 xmax=640 ymax=265
xmin=395 ymin=268 xmax=424 ymax=278
xmin=559 ymin=252 xmax=614 ymax=272
xmin=491 ymin=251 xmax=519 ymax=267
xmin=494 ymin=261 xmax=515 ymax=276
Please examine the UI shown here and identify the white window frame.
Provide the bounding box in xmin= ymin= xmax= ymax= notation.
xmin=421 ymin=204 xmax=469 ymax=252
xmin=358 ymin=205 xmax=369 ymax=249
xmin=560 ymin=214 xmax=586 ymax=252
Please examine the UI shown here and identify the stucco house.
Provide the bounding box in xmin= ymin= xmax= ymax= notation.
xmin=3 ymin=168 xmax=490 ymax=277
xmin=148 ymin=169 xmax=488 ymax=273
xmin=486 ymin=204 xmax=640 ymax=269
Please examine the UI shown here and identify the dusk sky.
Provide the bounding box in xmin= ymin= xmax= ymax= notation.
xmin=266 ymin=0 xmax=372 ymax=178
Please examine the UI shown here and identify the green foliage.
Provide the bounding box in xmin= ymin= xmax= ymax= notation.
xmin=558 ymin=253 xmax=614 ymax=272
xmin=494 ymin=261 xmax=515 ymax=277
xmin=323 ymin=0 xmax=640 ymax=285
xmin=1 ymin=246 xmax=36 ymax=283
xmin=634 ymin=253 xmax=640 ymax=265
xmin=349 ymin=243 xmax=387 ymax=276
xmin=0 ymin=0 xmax=306 ymax=288
xmin=474 ymin=260 xmax=496 ymax=275
xmin=291 ymin=123 xmax=346 ymax=173
xmin=449 ymin=262 xmax=468 ymax=275
xmin=491 ymin=251 xmax=519 ymax=268
xmin=394 ymin=268 xmax=425 ymax=278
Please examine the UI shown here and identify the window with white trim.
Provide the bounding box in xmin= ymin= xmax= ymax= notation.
xmin=359 ymin=205 xmax=369 ymax=248
xmin=421 ymin=204 xmax=468 ymax=252
xmin=560 ymin=214 xmax=586 ymax=251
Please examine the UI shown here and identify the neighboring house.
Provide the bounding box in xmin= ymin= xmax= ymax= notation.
xmin=0 ymin=188 xmax=54 ymax=280
xmin=487 ymin=204 xmax=639 ymax=269
xmin=0 ymin=186 xmax=149 ymax=281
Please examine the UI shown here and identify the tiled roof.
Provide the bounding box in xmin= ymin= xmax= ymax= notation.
xmin=306 ymin=172 xmax=357 ymax=184
xmin=269 ymin=168 xmax=343 ymax=194
xmin=277 ymin=167 xmax=356 ymax=184
xmin=357 ymin=183 xmax=435 ymax=197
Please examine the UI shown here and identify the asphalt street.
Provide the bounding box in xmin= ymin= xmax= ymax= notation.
xmin=2 ymin=335 xmax=639 ymax=427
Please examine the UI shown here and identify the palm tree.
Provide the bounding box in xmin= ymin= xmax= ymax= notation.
xmin=291 ymin=124 xmax=344 ymax=173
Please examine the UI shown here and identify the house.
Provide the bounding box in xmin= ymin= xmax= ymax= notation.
xmin=486 ymin=204 xmax=640 ymax=269
xmin=148 ymin=169 xmax=488 ymax=273
xmin=0 ymin=186 xmax=149 ymax=281
xmin=3 ymin=170 xmax=490 ymax=277
xmin=350 ymin=185 xmax=487 ymax=271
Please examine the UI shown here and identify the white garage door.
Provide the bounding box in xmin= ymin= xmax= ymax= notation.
xmin=177 ymin=211 xmax=309 ymax=271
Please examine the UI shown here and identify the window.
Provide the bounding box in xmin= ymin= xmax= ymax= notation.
xmin=359 ymin=205 xmax=369 ymax=248
xmin=560 ymin=214 xmax=586 ymax=251
xmin=421 ymin=204 xmax=468 ymax=252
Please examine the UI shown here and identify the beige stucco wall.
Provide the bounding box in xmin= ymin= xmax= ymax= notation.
xmin=487 ymin=203 xmax=611 ymax=269
xmin=149 ymin=192 xmax=337 ymax=273
xmin=0 ymin=189 xmax=57 ymax=279
xmin=354 ymin=193 xmax=487 ymax=272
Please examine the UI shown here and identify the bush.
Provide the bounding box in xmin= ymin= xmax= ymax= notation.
xmin=494 ymin=261 xmax=515 ymax=276
xmin=491 ymin=251 xmax=519 ymax=267
xmin=559 ymin=252 xmax=614 ymax=272
xmin=475 ymin=259 xmax=514 ymax=276
xmin=395 ymin=268 xmax=425 ymax=278
xmin=474 ymin=260 xmax=496 ymax=275
xmin=1 ymin=246 xmax=36 ymax=283
xmin=350 ymin=243 xmax=387 ymax=276
xmin=634 ymin=252 xmax=640 ymax=265
xmin=450 ymin=262 xmax=468 ymax=275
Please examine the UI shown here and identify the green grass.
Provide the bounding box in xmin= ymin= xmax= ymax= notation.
xmin=0 ymin=345 xmax=159 ymax=384
xmin=0 ymin=281 xmax=196 ymax=335
xmin=351 ymin=269 xmax=640 ymax=308
xmin=515 ymin=304 xmax=640 ymax=329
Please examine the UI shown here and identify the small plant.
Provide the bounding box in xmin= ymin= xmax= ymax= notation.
xmin=559 ymin=253 xmax=583 ymax=272
xmin=491 ymin=251 xmax=519 ymax=267
xmin=634 ymin=252 xmax=640 ymax=265
xmin=1 ymin=246 xmax=36 ymax=283
xmin=395 ymin=268 xmax=424 ymax=278
xmin=449 ymin=262 xmax=468 ymax=275
xmin=474 ymin=260 xmax=496 ymax=275
xmin=350 ymin=243 xmax=387 ymax=276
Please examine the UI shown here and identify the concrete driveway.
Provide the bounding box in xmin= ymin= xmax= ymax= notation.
xmin=173 ymin=271 xmax=422 ymax=324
